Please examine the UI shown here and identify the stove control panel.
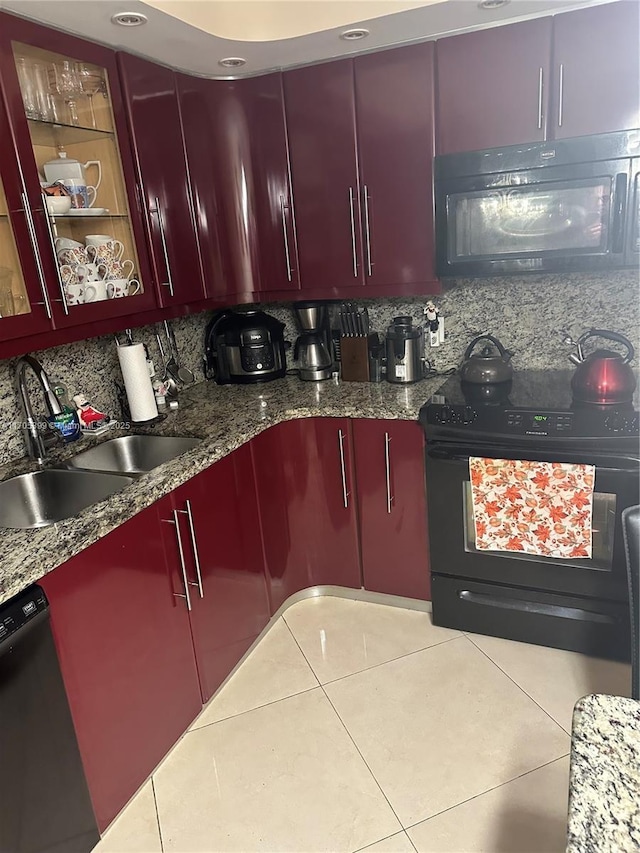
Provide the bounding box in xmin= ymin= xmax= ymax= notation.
xmin=604 ymin=412 xmax=639 ymax=434
xmin=507 ymin=411 xmax=574 ymax=435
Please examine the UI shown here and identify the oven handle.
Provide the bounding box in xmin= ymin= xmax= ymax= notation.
xmin=426 ymin=444 xmax=639 ymax=472
xmin=612 ymin=172 xmax=628 ymax=254
xmin=458 ymin=590 xmax=615 ymax=624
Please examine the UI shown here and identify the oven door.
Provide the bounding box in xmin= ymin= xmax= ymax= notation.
xmin=435 ymin=160 xmax=631 ymax=277
xmin=426 ymin=441 xmax=639 ymax=602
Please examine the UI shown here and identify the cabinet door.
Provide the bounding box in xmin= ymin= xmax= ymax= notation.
xmin=551 ymin=2 xmax=640 ymax=140
xmin=118 ymin=53 xmax=206 ymax=306
xmin=436 ymin=18 xmax=552 ymax=154
xmin=0 ymin=93 xmax=53 ymax=341
xmin=0 ymin=14 xmax=157 ymax=328
xmin=252 ymin=418 xmax=362 ymax=612
xmin=39 ymin=497 xmax=201 ymax=831
xmin=169 ymin=445 xmax=270 ymax=703
xmin=242 ymin=74 xmax=300 ymax=294
xmin=284 ymin=60 xmax=364 ymax=290
xmin=176 ymin=73 xmax=228 ymax=299
xmin=355 ymin=43 xmax=437 ymax=291
xmin=353 ymin=419 xmax=430 ymax=600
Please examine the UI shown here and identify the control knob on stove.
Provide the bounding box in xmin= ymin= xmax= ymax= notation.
xmin=462 ymin=406 xmax=477 ymax=425
xmin=604 ymin=412 xmax=626 ymax=433
xmin=439 ymin=406 xmax=451 ymax=423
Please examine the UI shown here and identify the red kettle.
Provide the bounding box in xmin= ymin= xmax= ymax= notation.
xmin=570 ymin=329 xmax=636 ymax=405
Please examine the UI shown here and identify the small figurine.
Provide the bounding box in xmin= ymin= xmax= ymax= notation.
xmin=424 ymin=300 xmax=440 ymax=333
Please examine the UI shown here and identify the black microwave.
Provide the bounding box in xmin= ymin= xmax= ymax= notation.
xmin=434 ymin=130 xmax=640 ymax=277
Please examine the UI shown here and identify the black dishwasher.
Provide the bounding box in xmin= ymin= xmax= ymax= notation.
xmin=0 ymin=586 xmax=99 ymax=853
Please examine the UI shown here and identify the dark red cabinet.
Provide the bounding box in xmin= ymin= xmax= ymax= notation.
xmin=353 ymin=419 xmax=431 ymax=600
xmin=436 ymin=18 xmax=553 ymax=154
xmin=285 ymin=51 xmax=438 ymax=295
xmin=551 ymin=2 xmax=640 ymax=140
xmin=252 ymin=418 xmax=362 ymax=612
xmin=39 ymin=497 xmax=202 ymax=832
xmin=355 ymin=44 xmax=436 ymax=290
xmin=118 ymin=53 xmax=206 ymax=306
xmin=166 ymin=444 xmax=271 ymax=703
xmin=284 ymin=60 xmax=364 ymax=292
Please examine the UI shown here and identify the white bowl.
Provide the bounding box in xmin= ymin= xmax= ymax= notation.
xmin=46 ymin=196 xmax=72 ymax=215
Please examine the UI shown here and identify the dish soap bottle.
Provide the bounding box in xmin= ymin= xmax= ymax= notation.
xmin=47 ymin=379 xmax=81 ymax=443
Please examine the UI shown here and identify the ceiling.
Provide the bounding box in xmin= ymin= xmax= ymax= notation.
xmin=0 ymin=0 xmax=614 ymax=78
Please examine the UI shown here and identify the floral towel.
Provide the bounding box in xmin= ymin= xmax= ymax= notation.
xmin=469 ymin=457 xmax=595 ymax=559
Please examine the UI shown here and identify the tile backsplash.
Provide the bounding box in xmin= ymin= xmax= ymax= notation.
xmin=0 ymin=269 xmax=637 ymax=465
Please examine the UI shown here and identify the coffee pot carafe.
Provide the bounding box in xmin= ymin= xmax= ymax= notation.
xmin=293 ymin=301 xmax=333 ymax=381
xmin=385 ymin=316 xmax=424 ymax=384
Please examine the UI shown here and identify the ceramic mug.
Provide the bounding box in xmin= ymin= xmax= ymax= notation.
xmin=64 ymin=281 xmax=85 ymax=305
xmin=86 ymin=239 xmax=124 ymax=264
xmin=55 ymin=236 xmax=84 ymax=253
xmin=45 ymin=195 xmax=72 ymax=215
xmin=58 ymin=246 xmax=90 ymax=267
xmin=59 ymin=263 xmax=80 ymax=286
xmin=61 ymin=179 xmax=97 ymax=209
xmin=98 ymin=258 xmax=134 ymax=281
xmin=84 ymin=280 xmax=109 ymax=302
xmin=107 ymin=278 xmax=141 ymax=299
xmin=75 ymin=263 xmax=102 ymax=284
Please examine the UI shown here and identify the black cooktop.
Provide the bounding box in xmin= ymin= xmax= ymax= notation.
xmin=420 ymin=369 xmax=640 ymax=444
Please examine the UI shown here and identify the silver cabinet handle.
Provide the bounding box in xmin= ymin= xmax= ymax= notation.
xmin=20 ymin=193 xmax=52 ymax=320
xmin=348 ymin=187 xmax=358 ymax=277
xmin=363 ymin=185 xmax=372 ymax=276
xmin=164 ymin=510 xmax=192 ymax=611
xmin=537 ymin=67 xmax=543 ymax=131
xmin=152 ymin=196 xmax=174 ymax=296
xmin=38 ymin=199 xmax=69 ymax=315
xmin=338 ymin=428 xmax=349 ymax=508
xmin=557 ymin=63 xmax=564 ymax=128
xmin=279 ymin=195 xmax=293 ymax=282
xmin=182 ymin=500 xmax=204 ymax=598
xmin=384 ymin=432 xmax=393 ymax=514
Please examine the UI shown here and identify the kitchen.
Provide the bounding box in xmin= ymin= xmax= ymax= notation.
xmin=0 ymin=1 xmax=638 ymax=851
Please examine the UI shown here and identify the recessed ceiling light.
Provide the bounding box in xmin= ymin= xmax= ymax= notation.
xmin=340 ymin=28 xmax=370 ymax=41
xmin=478 ymin=0 xmax=510 ymax=8
xmin=111 ymin=11 xmax=148 ymax=26
xmin=218 ymin=57 xmax=247 ymax=68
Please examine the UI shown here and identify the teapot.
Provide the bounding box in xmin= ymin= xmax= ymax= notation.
xmin=460 ymin=334 xmax=513 ymax=385
xmin=569 ymin=329 xmax=636 ymax=405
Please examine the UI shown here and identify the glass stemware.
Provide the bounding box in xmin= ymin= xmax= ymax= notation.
xmin=52 ymin=60 xmax=83 ymax=125
xmin=76 ymin=63 xmax=106 ymax=129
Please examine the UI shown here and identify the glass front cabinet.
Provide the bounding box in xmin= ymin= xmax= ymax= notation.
xmin=0 ymin=15 xmax=156 ymax=339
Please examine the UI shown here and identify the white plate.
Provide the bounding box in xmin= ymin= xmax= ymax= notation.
xmin=66 ymin=208 xmax=109 ymax=216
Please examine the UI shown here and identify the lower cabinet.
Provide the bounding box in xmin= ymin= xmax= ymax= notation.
xmin=39 ymin=495 xmax=202 ymax=832
xmin=166 ymin=445 xmax=271 ymax=703
xmin=40 ymin=442 xmax=270 ymax=830
xmin=353 ymin=419 xmax=431 ymax=600
xmin=251 ymin=418 xmax=362 ymax=612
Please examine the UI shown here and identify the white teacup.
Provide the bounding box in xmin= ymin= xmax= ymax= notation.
xmin=58 ymin=246 xmax=90 ymax=266
xmin=64 ymin=282 xmax=85 ymax=305
xmin=84 ymin=280 xmax=109 ymax=302
xmin=107 ymin=278 xmax=141 ymax=299
xmin=99 ymin=259 xmax=135 ymax=281
xmin=46 ymin=195 xmax=72 ymax=215
xmin=59 ymin=263 xmax=79 ymax=286
xmin=55 ymin=236 xmax=84 ymax=253
xmin=76 ymin=263 xmax=102 ymax=284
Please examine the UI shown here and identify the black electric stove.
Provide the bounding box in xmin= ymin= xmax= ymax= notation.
xmin=420 ymin=369 xmax=639 ymax=448
xmin=419 ymin=368 xmax=640 ymax=661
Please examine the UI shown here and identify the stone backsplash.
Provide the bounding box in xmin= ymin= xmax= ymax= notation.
xmin=0 ymin=269 xmax=637 ymax=465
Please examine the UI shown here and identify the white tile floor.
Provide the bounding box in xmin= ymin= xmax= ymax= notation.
xmin=93 ymin=596 xmax=631 ymax=853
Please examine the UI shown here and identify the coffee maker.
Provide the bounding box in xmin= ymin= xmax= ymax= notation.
xmin=292 ymin=302 xmax=333 ymax=381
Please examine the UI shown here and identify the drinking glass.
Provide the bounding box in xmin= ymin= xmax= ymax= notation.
xmin=52 ymin=60 xmax=83 ymax=125
xmin=76 ymin=63 xmax=106 ymax=128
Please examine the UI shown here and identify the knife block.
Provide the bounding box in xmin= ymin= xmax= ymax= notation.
xmin=340 ymin=336 xmax=373 ymax=382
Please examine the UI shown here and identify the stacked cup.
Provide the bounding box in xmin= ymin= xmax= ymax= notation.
xmin=55 ymin=234 xmax=140 ymax=305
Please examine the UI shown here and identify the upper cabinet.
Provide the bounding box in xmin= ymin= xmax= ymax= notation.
xmin=436 ymin=19 xmax=552 ymax=153
xmin=284 ymin=46 xmax=438 ymax=295
xmin=436 ymin=1 xmax=639 ymax=155
xmin=118 ymin=53 xmax=206 ymax=307
xmin=0 ymin=15 xmax=157 ymax=330
xmin=551 ymin=2 xmax=640 ymax=140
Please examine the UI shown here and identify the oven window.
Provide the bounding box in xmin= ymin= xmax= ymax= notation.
xmin=463 ymin=483 xmax=616 ymax=571
xmin=450 ymin=180 xmax=611 ymax=260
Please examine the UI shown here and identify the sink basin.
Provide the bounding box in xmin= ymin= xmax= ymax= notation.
xmin=67 ymin=435 xmax=202 ymax=476
xmin=0 ymin=469 xmax=135 ymax=529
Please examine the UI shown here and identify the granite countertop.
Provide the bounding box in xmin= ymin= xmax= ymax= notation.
xmin=567 ymin=693 xmax=640 ymax=852
xmin=0 ymin=374 xmax=445 ymax=606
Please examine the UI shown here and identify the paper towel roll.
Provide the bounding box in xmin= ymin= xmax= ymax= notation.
xmin=117 ymin=343 xmax=158 ymax=423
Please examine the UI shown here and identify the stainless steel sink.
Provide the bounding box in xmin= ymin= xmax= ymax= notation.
xmin=67 ymin=435 xmax=202 ymax=476
xmin=0 ymin=469 xmax=135 ymax=529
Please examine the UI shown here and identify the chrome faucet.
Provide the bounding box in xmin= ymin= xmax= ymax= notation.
xmin=15 ymin=355 xmax=64 ymax=464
